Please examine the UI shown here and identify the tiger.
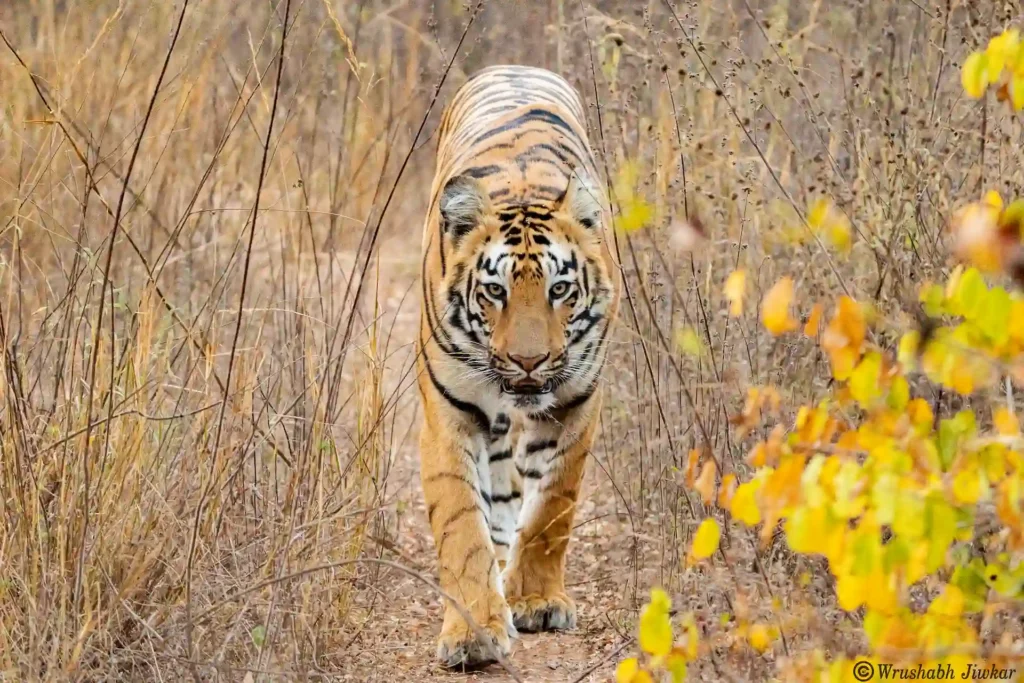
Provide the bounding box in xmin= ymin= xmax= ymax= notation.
xmin=417 ymin=64 xmax=621 ymax=669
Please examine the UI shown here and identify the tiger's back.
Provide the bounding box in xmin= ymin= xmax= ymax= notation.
xmin=416 ymin=65 xmax=620 ymax=670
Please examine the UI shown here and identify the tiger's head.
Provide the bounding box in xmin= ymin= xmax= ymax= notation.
xmin=435 ymin=170 xmax=618 ymax=411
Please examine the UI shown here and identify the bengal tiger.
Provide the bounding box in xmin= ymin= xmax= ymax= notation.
xmin=417 ymin=64 xmax=621 ymax=668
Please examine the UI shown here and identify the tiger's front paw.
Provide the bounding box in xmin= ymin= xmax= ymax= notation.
xmin=436 ymin=608 xmax=514 ymax=670
xmin=508 ymin=592 xmax=577 ymax=633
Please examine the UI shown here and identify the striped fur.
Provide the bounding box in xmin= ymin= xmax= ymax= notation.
xmin=417 ymin=65 xmax=621 ymax=669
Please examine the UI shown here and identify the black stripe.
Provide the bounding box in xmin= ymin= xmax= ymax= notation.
xmin=459 ymin=543 xmax=488 ymax=577
xmin=470 ymin=108 xmax=583 ymax=150
xmin=491 ymin=537 xmax=509 ymax=546
xmin=425 ymin=471 xmax=475 ymax=488
xmin=525 ymin=439 xmax=558 ymax=454
xmin=490 ymin=449 xmax=513 ymax=462
xmin=491 ymin=413 xmax=510 ymax=436
xmin=544 ymin=447 xmax=566 ymax=464
xmin=421 ymin=256 xmax=460 ymax=357
xmin=463 ymin=164 xmax=503 ymax=179
xmin=443 ymin=504 xmax=479 ymax=527
xmin=532 ymin=184 xmax=569 ymax=198
xmin=557 ymin=379 xmax=599 ymax=413
xmin=492 ymin=491 xmax=522 ymax=503
xmin=516 ymin=465 xmax=544 ymax=479
xmin=423 ymin=354 xmax=490 ymax=432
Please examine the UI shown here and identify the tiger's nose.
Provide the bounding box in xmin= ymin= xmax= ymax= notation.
xmin=508 ymin=352 xmax=548 ymax=373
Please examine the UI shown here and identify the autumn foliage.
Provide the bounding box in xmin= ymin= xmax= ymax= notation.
xmin=618 ymin=27 xmax=1024 ymax=683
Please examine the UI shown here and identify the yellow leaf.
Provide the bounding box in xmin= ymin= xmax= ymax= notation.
xmin=804 ymin=302 xmax=823 ymax=337
xmin=807 ymin=197 xmax=830 ymax=230
xmin=822 ymin=296 xmax=867 ymax=381
xmin=1009 ymin=73 xmax=1024 ymax=111
xmin=650 ymin=587 xmax=672 ymax=612
xmin=928 ymin=585 xmax=964 ymax=618
xmin=639 ymin=589 xmax=673 ymax=657
xmin=682 ymin=614 xmax=699 ymax=660
xmin=694 ymin=460 xmax=717 ymax=506
xmin=908 ymin=398 xmax=934 ymax=430
xmin=762 ymin=277 xmax=798 ymax=335
xmin=724 ymin=269 xmax=747 ymax=317
xmin=616 ymin=657 xmax=640 ymax=683
xmin=848 ymin=352 xmax=883 ymax=408
xmin=827 ymin=217 xmax=852 ymax=254
xmin=949 ymin=363 xmax=976 ymax=395
xmin=962 ymin=52 xmax=990 ymax=98
xmin=984 ymin=190 xmax=1004 ymax=210
xmin=985 ymin=29 xmax=1020 ymax=81
xmin=952 ymin=468 xmax=983 ymax=505
xmin=684 ymin=448 xmax=700 ymax=486
xmin=864 ymin=570 xmax=898 ymax=613
xmin=747 ymin=623 xmax=776 ymax=653
xmin=747 ymin=442 xmax=768 ymax=468
xmin=667 ymin=653 xmax=688 ymax=682
xmin=898 ymin=330 xmax=920 ymax=369
xmin=717 ymin=473 xmax=737 ymax=509
xmin=836 ymin=573 xmax=866 ymax=611
xmin=888 ymin=375 xmax=910 ymax=412
xmin=784 ymin=507 xmax=820 ymax=554
xmin=690 ymin=518 xmax=720 ymax=561
xmin=994 ymin=407 xmax=1019 ymax=436
xmin=731 ymin=481 xmax=762 ymax=526
xmin=950 ymin=202 xmax=1002 ymax=273
xmin=616 ymin=199 xmax=654 ymax=233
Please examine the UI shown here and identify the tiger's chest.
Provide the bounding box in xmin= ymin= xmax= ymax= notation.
xmin=466 ymin=410 xmax=565 ymax=555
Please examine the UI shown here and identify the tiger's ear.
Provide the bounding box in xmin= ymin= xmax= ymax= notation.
xmin=559 ymin=170 xmax=603 ymax=230
xmin=439 ymin=174 xmax=490 ymax=244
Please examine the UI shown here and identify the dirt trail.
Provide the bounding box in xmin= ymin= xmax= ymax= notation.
xmin=339 ymin=237 xmax=633 ymax=683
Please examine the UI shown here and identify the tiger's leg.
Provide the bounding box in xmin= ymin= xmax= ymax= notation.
xmin=502 ymin=413 xmax=596 ymax=632
xmin=420 ymin=425 xmax=514 ymax=668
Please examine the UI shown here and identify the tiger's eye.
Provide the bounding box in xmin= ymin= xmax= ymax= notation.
xmin=550 ymin=282 xmax=570 ymax=298
xmin=485 ymin=283 xmax=506 ymax=298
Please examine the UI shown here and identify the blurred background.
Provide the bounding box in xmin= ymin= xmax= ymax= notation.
xmin=0 ymin=0 xmax=1019 ymax=680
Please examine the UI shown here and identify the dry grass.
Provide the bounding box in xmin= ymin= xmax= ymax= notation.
xmin=0 ymin=0 xmax=1021 ymax=681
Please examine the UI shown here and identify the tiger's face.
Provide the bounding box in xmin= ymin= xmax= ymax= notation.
xmin=436 ymin=172 xmax=615 ymax=411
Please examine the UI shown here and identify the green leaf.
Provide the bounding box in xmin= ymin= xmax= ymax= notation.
xmin=925 ymin=495 xmax=957 ymax=572
xmin=950 ymin=561 xmax=989 ymax=613
xmin=251 ymin=625 xmax=267 ymax=648
xmin=979 ymin=285 xmax=1011 ymax=346
xmin=953 ymin=267 xmax=987 ymax=320
xmin=920 ymin=283 xmax=946 ymax=317
xmin=850 ymin=531 xmax=877 ymax=576
xmin=675 ymin=326 xmax=706 ymax=357
xmin=937 ymin=419 xmax=960 ymax=471
xmin=892 ymin=491 xmax=925 ymax=540
xmin=849 ymin=352 xmax=883 ymax=408
xmin=883 ymin=537 xmax=910 ymax=573
xmin=863 ymin=609 xmax=886 ymax=649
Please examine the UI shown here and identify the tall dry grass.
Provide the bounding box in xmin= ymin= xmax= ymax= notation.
xmin=0 ymin=0 xmax=438 ymax=677
xmin=1 ymin=0 xmax=1022 ymax=680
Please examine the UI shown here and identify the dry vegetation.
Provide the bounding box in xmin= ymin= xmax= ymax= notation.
xmin=1 ymin=0 xmax=1022 ymax=681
